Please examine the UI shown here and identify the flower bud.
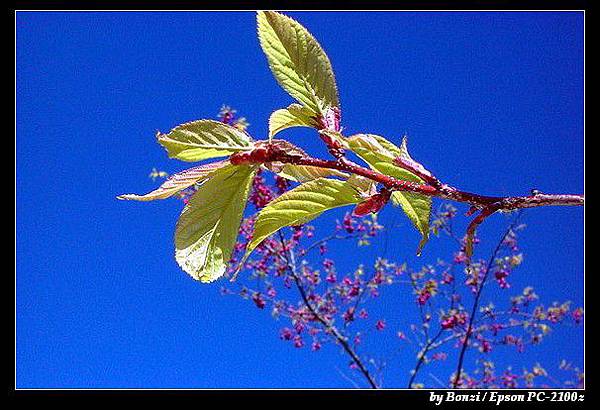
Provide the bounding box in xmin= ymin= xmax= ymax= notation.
xmin=352 ymin=190 xmax=391 ymax=217
xmin=229 ymin=152 xmax=252 ymax=165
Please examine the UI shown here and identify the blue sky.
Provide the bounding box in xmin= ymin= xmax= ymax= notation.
xmin=16 ymin=11 xmax=583 ymax=388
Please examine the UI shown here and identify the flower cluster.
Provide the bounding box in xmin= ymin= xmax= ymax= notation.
xmin=218 ymin=105 xmax=249 ymax=131
xmin=455 ymin=359 xmax=583 ymax=389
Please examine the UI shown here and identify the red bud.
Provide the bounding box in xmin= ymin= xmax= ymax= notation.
xmin=352 ymin=192 xmax=389 ymax=217
xmin=229 ymin=152 xmax=252 ymax=165
xmin=230 ymin=147 xmax=271 ymax=165
xmin=250 ymin=147 xmax=269 ymax=163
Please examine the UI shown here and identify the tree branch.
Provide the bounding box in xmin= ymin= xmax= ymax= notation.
xmin=452 ymin=211 xmax=524 ymax=388
xmin=275 ymin=231 xmax=379 ymax=389
xmin=408 ymin=328 xmax=445 ymax=388
xmin=262 ymin=151 xmax=583 ymax=212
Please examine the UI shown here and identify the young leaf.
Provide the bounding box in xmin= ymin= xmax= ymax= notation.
xmin=347 ymin=174 xmax=378 ymax=198
xmin=260 ymin=139 xmax=347 ymax=181
xmin=274 ymin=164 xmax=348 ymax=183
xmin=347 ymin=134 xmax=416 ymax=180
xmin=268 ymin=104 xmax=318 ymax=141
xmin=353 ymin=192 xmax=390 ymax=217
xmin=117 ymin=161 xmax=230 ymax=201
xmin=318 ymin=129 xmax=349 ymax=149
xmin=175 ymin=164 xmax=256 ymax=282
xmin=347 ymin=134 xmax=432 ymax=253
xmin=260 ymin=138 xmax=308 ymax=158
xmin=396 ymin=137 xmax=435 ymax=181
xmin=391 ymin=191 xmax=431 ymax=255
xmin=238 ymin=178 xmax=362 ymax=271
xmin=257 ymin=11 xmax=339 ymax=115
xmin=157 ymin=120 xmax=253 ymax=162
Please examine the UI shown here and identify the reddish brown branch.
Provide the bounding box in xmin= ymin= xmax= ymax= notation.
xmin=393 ymin=155 xmax=443 ymax=189
xmin=463 ymin=206 xmax=499 ymax=259
xmin=263 ymin=150 xmax=584 ymax=212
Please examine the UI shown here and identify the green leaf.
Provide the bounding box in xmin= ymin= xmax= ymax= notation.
xmin=347 ymin=134 xmax=415 ymax=181
xmin=390 ymin=191 xmax=431 ymax=255
xmin=174 ymin=164 xmax=256 ymax=282
xmin=260 ymin=139 xmax=347 ymax=182
xmin=346 ymin=174 xmax=378 ymax=197
xmin=157 ymin=120 xmax=253 ymax=162
xmin=274 ymin=163 xmax=348 ymax=183
xmin=117 ymin=160 xmax=230 ymax=201
xmin=262 ymin=138 xmax=308 ymax=158
xmin=257 ymin=11 xmax=339 ymax=114
xmin=347 ymin=134 xmax=432 ymax=253
xmin=239 ymin=177 xmax=361 ymax=269
xmin=268 ymin=104 xmax=318 ymax=141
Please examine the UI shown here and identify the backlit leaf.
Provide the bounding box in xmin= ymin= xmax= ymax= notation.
xmin=175 ymin=164 xmax=256 ymax=282
xmin=268 ymin=104 xmax=318 ymax=141
xmin=157 ymin=119 xmax=253 ymax=162
xmin=347 ymin=174 xmax=378 ymax=198
xmin=257 ymin=11 xmax=339 ymax=114
xmin=261 ymin=139 xmax=347 ymax=181
xmin=391 ymin=191 xmax=431 ymax=255
xmin=238 ymin=178 xmax=361 ymax=271
xmin=347 ymin=134 xmax=432 ymax=253
xmin=275 ymin=164 xmax=348 ymax=182
xmin=117 ymin=161 xmax=230 ymax=201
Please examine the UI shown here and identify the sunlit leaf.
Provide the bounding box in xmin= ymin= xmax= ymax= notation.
xmin=175 ymin=164 xmax=256 ymax=282
xmin=347 ymin=174 xmax=378 ymax=198
xmin=257 ymin=11 xmax=339 ymax=114
xmin=238 ymin=178 xmax=362 ymax=271
xmin=268 ymin=104 xmax=318 ymax=141
xmin=275 ymin=164 xmax=348 ymax=182
xmin=347 ymin=134 xmax=432 ymax=253
xmin=391 ymin=191 xmax=431 ymax=255
xmin=260 ymin=138 xmax=308 ymax=158
xmin=117 ymin=161 xmax=230 ymax=201
xmin=261 ymin=139 xmax=347 ymax=182
xmin=347 ymin=134 xmax=415 ymax=181
xmin=157 ymin=119 xmax=253 ymax=162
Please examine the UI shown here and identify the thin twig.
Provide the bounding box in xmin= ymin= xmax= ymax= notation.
xmin=408 ymin=328 xmax=445 ymax=388
xmin=452 ymin=211 xmax=524 ymax=387
xmin=276 ymin=230 xmax=379 ymax=389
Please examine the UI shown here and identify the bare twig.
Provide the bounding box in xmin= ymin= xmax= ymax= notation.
xmin=276 ymin=230 xmax=379 ymax=389
xmin=452 ymin=211 xmax=524 ymax=388
xmin=408 ymin=328 xmax=445 ymax=388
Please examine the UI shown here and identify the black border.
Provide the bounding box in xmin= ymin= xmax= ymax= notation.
xmin=10 ymin=0 xmax=591 ymax=11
